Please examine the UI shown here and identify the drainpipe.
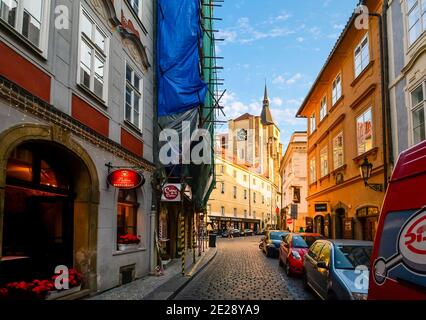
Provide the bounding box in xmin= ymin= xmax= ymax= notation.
xmin=368 ymin=4 xmax=391 ymax=191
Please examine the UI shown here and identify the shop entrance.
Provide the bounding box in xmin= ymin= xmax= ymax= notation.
xmin=335 ymin=208 xmax=346 ymax=239
xmin=1 ymin=143 xmax=74 ymax=284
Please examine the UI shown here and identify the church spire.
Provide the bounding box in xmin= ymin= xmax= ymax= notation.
xmin=263 ymin=84 xmax=269 ymax=107
xmin=261 ymin=84 xmax=274 ymax=125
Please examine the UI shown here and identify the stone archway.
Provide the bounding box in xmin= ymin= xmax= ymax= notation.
xmin=331 ymin=202 xmax=350 ymax=239
xmin=0 ymin=124 xmax=99 ymax=292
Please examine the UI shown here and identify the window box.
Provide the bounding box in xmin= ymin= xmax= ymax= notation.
xmin=117 ymin=243 xmax=140 ymax=252
xmin=46 ymin=285 xmax=81 ymax=300
xmin=328 ymin=95 xmax=344 ymax=114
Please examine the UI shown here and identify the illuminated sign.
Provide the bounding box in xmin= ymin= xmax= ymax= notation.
xmin=107 ymin=169 xmax=145 ymax=189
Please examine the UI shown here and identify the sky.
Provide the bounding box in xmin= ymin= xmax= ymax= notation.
xmin=215 ymin=0 xmax=358 ymax=147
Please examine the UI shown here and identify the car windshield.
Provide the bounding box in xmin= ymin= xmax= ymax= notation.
xmin=270 ymin=232 xmax=286 ymax=240
xmin=292 ymin=235 xmax=322 ymax=248
xmin=334 ymin=245 xmax=372 ymax=270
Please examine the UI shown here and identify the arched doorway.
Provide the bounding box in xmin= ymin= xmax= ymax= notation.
xmin=314 ymin=215 xmax=324 ymax=235
xmin=335 ymin=208 xmax=346 ymax=239
xmin=0 ymin=125 xmax=99 ymax=291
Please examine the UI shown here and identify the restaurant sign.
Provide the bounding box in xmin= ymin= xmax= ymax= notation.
xmin=107 ymin=169 xmax=145 ymax=189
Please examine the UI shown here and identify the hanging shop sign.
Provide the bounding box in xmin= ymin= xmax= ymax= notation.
xmin=107 ymin=169 xmax=145 ymax=189
xmin=161 ymin=183 xmax=182 ymax=202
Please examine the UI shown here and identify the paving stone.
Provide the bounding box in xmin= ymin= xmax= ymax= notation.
xmin=174 ymin=236 xmax=316 ymax=300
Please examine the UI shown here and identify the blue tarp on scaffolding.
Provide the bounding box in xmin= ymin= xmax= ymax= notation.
xmin=157 ymin=0 xmax=207 ymax=117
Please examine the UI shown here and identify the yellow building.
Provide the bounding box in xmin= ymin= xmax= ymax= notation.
xmin=296 ymin=0 xmax=387 ymax=241
xmin=208 ymin=86 xmax=283 ymax=232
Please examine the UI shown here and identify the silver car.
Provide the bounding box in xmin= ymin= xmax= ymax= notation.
xmin=303 ymin=239 xmax=373 ymax=300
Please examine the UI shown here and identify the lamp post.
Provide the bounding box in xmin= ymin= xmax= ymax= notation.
xmin=359 ymin=158 xmax=383 ymax=192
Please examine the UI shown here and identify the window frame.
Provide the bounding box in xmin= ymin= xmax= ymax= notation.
xmin=127 ymin=0 xmax=142 ymax=19
xmin=0 ymin=0 xmax=51 ymax=55
xmin=410 ymin=81 xmax=426 ymax=145
xmin=320 ymin=96 xmax=327 ymax=122
xmin=320 ymin=146 xmax=329 ymax=178
xmin=124 ymin=61 xmax=143 ymax=130
xmin=356 ymin=107 xmax=374 ymax=156
xmin=332 ymin=74 xmax=342 ymax=105
xmin=309 ymin=157 xmax=317 ymax=184
xmin=310 ymin=113 xmax=316 ymax=134
xmin=406 ymin=0 xmax=426 ymax=46
xmin=117 ymin=189 xmax=139 ymax=238
xmin=333 ymin=131 xmax=345 ymax=170
xmin=77 ymin=6 xmax=110 ymax=102
xmin=354 ymin=34 xmax=370 ymax=78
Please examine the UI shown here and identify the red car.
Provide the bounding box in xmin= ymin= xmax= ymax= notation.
xmin=279 ymin=233 xmax=324 ymax=276
xmin=369 ymin=140 xmax=426 ymax=300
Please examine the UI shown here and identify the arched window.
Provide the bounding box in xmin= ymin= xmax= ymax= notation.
xmin=117 ymin=189 xmax=139 ymax=238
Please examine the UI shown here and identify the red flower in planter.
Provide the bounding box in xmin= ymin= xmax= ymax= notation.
xmin=118 ymin=234 xmax=141 ymax=244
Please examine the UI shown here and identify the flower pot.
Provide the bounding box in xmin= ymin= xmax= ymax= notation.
xmin=118 ymin=243 xmax=140 ymax=251
xmin=46 ymin=285 xmax=81 ymax=300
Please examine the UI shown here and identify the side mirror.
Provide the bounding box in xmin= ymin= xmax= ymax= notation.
xmin=316 ymin=261 xmax=328 ymax=270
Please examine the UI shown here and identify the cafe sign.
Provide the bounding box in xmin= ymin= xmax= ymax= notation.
xmin=161 ymin=183 xmax=182 ymax=202
xmin=107 ymin=169 xmax=145 ymax=189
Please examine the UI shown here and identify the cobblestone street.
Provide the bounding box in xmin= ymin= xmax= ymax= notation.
xmin=174 ymin=236 xmax=316 ymax=300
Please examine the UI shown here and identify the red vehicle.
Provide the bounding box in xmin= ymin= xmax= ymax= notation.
xmin=279 ymin=233 xmax=324 ymax=276
xmin=369 ymin=140 xmax=426 ymax=300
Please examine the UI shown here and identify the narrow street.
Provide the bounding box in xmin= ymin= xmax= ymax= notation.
xmin=174 ymin=236 xmax=315 ymax=300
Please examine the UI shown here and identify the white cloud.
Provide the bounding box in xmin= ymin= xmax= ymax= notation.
xmin=271 ymin=97 xmax=283 ymax=107
xmin=297 ymin=37 xmax=304 ymax=43
xmin=286 ymin=73 xmax=302 ymax=85
xmin=272 ymin=75 xmax=285 ymax=84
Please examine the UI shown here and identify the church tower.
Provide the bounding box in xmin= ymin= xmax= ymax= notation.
xmin=261 ymin=85 xmax=274 ymax=126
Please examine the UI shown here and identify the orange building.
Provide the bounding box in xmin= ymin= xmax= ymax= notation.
xmin=296 ymin=0 xmax=389 ymax=241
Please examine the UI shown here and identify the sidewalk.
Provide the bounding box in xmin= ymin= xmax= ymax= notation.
xmin=88 ymin=246 xmax=217 ymax=300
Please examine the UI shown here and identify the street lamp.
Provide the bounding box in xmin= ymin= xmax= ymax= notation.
xmin=359 ymin=158 xmax=383 ymax=192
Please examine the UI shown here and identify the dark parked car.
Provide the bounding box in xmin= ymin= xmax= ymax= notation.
xmin=243 ymin=229 xmax=254 ymax=236
xmin=222 ymin=228 xmax=241 ymax=238
xmin=262 ymin=230 xmax=289 ymax=257
xmin=303 ymin=239 xmax=373 ymax=300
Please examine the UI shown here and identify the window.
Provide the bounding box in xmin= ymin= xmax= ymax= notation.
xmin=233 ymin=170 xmax=237 ymax=178
xmin=356 ymin=108 xmax=373 ymax=155
xmin=262 ymin=195 xmax=265 ymax=204
xmin=407 ymin=0 xmax=425 ymax=46
xmin=0 ymin=0 xmax=49 ymax=49
xmin=293 ymin=187 xmax=301 ymax=204
xmin=310 ymin=113 xmax=316 ymax=133
xmin=354 ymin=34 xmax=370 ymax=77
xmin=243 ymin=175 xmax=247 ymax=182
xmin=320 ymin=147 xmax=328 ymax=177
xmin=221 ymin=206 xmax=225 ymax=216
xmin=79 ymin=9 xmax=108 ymax=100
xmin=125 ymin=63 xmax=143 ymax=129
xmin=233 ymin=208 xmax=237 ymax=217
xmin=253 ymin=178 xmax=256 ymax=185
xmin=221 ymin=182 xmax=225 ymax=194
xmin=333 ymin=132 xmax=344 ymax=170
xmin=320 ymin=96 xmax=327 ymax=121
xmin=253 ymin=192 xmax=257 ymax=203
xmin=332 ymin=74 xmax=342 ymax=105
xmin=244 ymin=189 xmax=247 ymax=199
xmin=233 ymin=186 xmax=237 ymax=199
xmin=221 ymin=165 xmax=224 ymax=174
xmin=240 ymin=149 xmax=245 ymax=160
xmin=309 ymin=158 xmax=316 ymax=183
xmin=411 ymin=83 xmax=426 ymax=144
xmin=244 ymin=210 xmax=247 ymax=218
xmin=128 ymin=0 xmax=141 ymax=17
xmin=117 ymin=189 xmax=138 ymax=238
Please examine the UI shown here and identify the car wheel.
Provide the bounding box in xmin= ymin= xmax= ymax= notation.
xmin=303 ymin=272 xmax=310 ymax=291
xmin=285 ymin=262 xmax=292 ymax=277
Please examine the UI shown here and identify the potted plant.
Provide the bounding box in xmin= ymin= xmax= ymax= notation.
xmin=117 ymin=234 xmax=141 ymax=251
xmin=46 ymin=268 xmax=82 ymax=300
xmin=0 ymin=279 xmax=54 ymax=301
